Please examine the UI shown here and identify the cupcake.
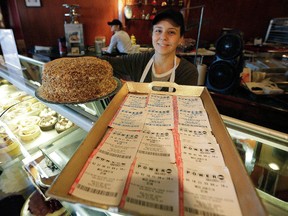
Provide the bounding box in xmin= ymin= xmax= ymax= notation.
xmin=55 ymin=116 xmax=74 ymax=133
xmin=19 ymin=116 xmax=41 ymax=127
xmin=9 ymin=91 xmax=27 ymax=101
xmin=39 ymin=116 xmax=58 ymax=131
xmin=39 ymin=107 xmax=57 ymax=118
xmin=31 ymin=102 xmax=47 ymax=111
xmin=18 ymin=125 xmax=41 ymax=142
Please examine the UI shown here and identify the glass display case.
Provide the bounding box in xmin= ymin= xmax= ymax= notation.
xmin=0 ymin=55 xmax=287 ymax=215
xmin=0 ymin=55 xmax=106 ymax=215
xmin=222 ymin=115 xmax=288 ymax=216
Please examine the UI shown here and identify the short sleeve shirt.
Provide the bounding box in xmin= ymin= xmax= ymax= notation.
xmin=107 ymin=30 xmax=133 ymax=54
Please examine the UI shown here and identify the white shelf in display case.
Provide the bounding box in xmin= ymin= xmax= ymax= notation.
xmin=40 ymin=128 xmax=87 ymax=170
xmin=19 ymin=125 xmax=78 ymax=154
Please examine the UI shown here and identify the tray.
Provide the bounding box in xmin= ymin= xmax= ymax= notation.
xmin=47 ymin=81 xmax=267 ymax=216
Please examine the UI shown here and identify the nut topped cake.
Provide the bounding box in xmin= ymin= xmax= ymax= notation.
xmin=38 ymin=57 xmax=117 ymax=103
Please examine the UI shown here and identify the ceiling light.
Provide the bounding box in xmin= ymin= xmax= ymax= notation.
xmin=268 ymin=163 xmax=280 ymax=171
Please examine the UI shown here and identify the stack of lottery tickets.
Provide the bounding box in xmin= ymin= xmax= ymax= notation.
xmin=69 ymin=93 xmax=243 ymax=216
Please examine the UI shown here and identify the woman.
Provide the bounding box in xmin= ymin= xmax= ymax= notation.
xmin=102 ymin=8 xmax=198 ymax=86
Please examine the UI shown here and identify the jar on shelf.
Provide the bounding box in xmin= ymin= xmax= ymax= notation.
xmin=150 ymin=7 xmax=157 ymax=20
xmin=131 ymin=34 xmax=136 ymax=45
xmin=141 ymin=10 xmax=145 ymax=19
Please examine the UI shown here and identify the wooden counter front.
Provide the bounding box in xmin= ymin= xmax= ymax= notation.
xmin=210 ymin=90 xmax=288 ymax=134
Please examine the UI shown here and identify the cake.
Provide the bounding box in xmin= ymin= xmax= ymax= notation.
xmin=1 ymin=99 xmax=20 ymax=110
xmin=12 ymin=100 xmax=32 ymax=112
xmin=39 ymin=116 xmax=58 ymax=131
xmin=27 ymin=190 xmax=69 ymax=216
xmin=18 ymin=125 xmax=41 ymax=142
xmin=55 ymin=116 xmax=74 ymax=133
xmin=31 ymin=101 xmax=47 ymax=111
xmin=9 ymin=91 xmax=28 ymax=101
xmin=19 ymin=116 xmax=41 ymax=127
xmin=38 ymin=57 xmax=117 ymax=103
xmin=0 ymin=128 xmax=21 ymax=160
xmin=39 ymin=107 xmax=58 ymax=118
xmin=22 ymin=95 xmax=39 ymax=103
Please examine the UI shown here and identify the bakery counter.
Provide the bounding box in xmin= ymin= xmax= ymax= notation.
xmin=0 ymin=81 xmax=89 ymax=210
xmin=0 ymin=127 xmax=88 ymax=215
xmin=0 ymin=86 xmax=72 ymax=155
xmin=0 ymin=55 xmax=112 ymax=213
xmin=18 ymin=108 xmax=288 ymax=215
xmin=0 ymin=61 xmax=96 ymax=132
xmin=210 ymin=87 xmax=288 ymax=134
xmin=0 ymin=54 xmax=121 ymax=169
xmin=0 ymin=55 xmax=287 ymax=215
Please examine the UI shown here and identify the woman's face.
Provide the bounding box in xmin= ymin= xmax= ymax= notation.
xmin=152 ymin=19 xmax=183 ymax=56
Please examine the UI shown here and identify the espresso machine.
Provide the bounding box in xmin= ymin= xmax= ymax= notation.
xmin=63 ymin=4 xmax=85 ymax=56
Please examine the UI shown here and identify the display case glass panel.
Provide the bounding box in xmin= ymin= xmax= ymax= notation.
xmin=223 ymin=115 xmax=288 ymax=214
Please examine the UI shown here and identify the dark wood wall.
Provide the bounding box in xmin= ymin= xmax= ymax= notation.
xmin=192 ymin=0 xmax=288 ymax=46
xmin=5 ymin=0 xmax=288 ymax=52
xmin=8 ymin=0 xmax=118 ymax=50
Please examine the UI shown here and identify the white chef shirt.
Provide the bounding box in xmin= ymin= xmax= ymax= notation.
xmin=107 ymin=30 xmax=133 ymax=54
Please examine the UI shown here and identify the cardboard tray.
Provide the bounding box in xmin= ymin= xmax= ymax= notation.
xmin=47 ymin=81 xmax=267 ymax=215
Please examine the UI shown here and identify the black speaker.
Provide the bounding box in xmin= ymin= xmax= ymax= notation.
xmin=206 ymin=29 xmax=244 ymax=94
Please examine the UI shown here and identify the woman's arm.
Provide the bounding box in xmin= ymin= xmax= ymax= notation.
xmin=106 ymin=35 xmax=117 ymax=53
xmin=101 ymin=52 xmax=153 ymax=81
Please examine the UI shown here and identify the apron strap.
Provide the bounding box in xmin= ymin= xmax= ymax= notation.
xmin=140 ymin=55 xmax=177 ymax=92
xmin=140 ymin=55 xmax=154 ymax=83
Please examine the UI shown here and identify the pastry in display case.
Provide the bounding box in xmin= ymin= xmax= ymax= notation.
xmin=21 ymin=151 xmax=71 ymax=216
xmin=55 ymin=115 xmax=74 ymax=133
xmin=0 ymin=96 xmax=78 ymax=154
xmin=39 ymin=115 xmax=58 ymax=131
xmin=0 ymin=82 xmax=23 ymax=114
xmin=20 ymin=128 xmax=88 ymax=216
xmin=18 ymin=124 xmax=41 ymax=142
xmin=0 ymin=79 xmax=84 ymax=214
xmin=22 ymin=190 xmax=69 ymax=216
xmin=0 ymin=121 xmax=22 ymax=163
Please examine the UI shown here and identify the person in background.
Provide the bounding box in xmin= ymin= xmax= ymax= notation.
xmin=101 ymin=8 xmax=198 ymax=86
xmin=106 ymin=19 xmax=133 ymax=55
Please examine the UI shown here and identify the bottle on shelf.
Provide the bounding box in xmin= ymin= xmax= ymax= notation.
xmin=58 ymin=37 xmax=67 ymax=55
xmin=131 ymin=34 xmax=136 ymax=45
xmin=150 ymin=7 xmax=157 ymax=20
xmin=141 ymin=10 xmax=145 ymax=19
xmin=145 ymin=13 xmax=150 ymax=20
